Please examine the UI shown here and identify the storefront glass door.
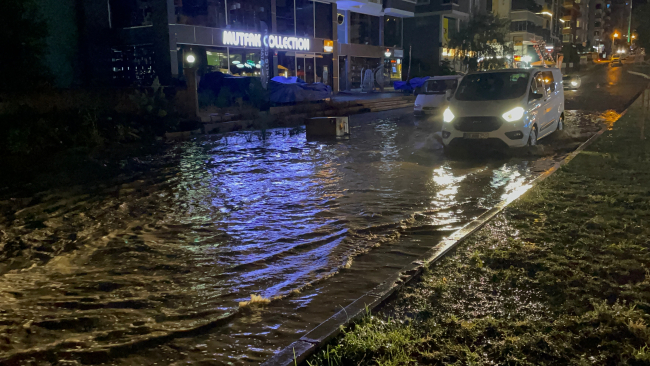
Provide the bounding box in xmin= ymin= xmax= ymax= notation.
xmin=296 ymin=54 xmax=315 ymax=83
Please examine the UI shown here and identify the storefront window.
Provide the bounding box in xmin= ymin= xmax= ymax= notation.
xmin=278 ymin=52 xmax=296 ymax=77
xmin=350 ymin=12 xmax=380 ymax=46
xmin=176 ymin=0 xmax=227 ymax=28
xmin=296 ymin=0 xmax=314 ymax=37
xmin=350 ymin=57 xmax=380 ymax=89
xmin=383 ymin=58 xmax=402 ymax=87
xmin=315 ymin=3 xmax=333 ymax=39
xmin=228 ymin=0 xmax=271 ymax=31
xmin=276 ymin=0 xmax=295 ymax=35
xmin=229 ymin=48 xmax=262 ymax=76
xmin=206 ymin=47 xmax=229 ymax=73
xmin=384 ymin=16 xmax=402 ymax=48
xmin=316 ymin=54 xmax=333 ymax=85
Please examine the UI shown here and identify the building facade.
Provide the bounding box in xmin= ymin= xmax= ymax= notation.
xmin=83 ymin=0 xmax=415 ymax=92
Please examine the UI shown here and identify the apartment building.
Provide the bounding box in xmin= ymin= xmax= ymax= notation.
xmin=41 ymin=0 xmax=416 ymax=92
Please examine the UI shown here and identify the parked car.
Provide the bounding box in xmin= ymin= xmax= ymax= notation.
xmin=563 ymin=74 xmax=581 ymax=90
xmin=611 ymin=54 xmax=621 ymax=64
xmin=413 ymin=75 xmax=463 ymax=116
xmin=441 ymin=68 xmax=565 ymax=148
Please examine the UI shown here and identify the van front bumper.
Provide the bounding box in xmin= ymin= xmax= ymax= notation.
xmin=441 ymin=118 xmax=530 ymax=148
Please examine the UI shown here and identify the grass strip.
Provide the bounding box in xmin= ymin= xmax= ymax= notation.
xmin=307 ymin=97 xmax=650 ymax=366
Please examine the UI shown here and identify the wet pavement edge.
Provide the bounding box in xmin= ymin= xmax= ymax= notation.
xmin=260 ymin=89 xmax=646 ymax=366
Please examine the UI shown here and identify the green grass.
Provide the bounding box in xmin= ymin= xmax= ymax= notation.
xmin=307 ymin=98 xmax=650 ymax=365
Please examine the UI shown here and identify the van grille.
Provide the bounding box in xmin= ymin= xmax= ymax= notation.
xmin=454 ymin=117 xmax=503 ymax=132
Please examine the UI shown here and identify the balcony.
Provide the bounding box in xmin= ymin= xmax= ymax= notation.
xmin=509 ymin=9 xmax=544 ymax=24
xmin=562 ymin=27 xmax=573 ymax=34
xmin=336 ymin=0 xmax=383 ymax=15
xmin=561 ymin=14 xmax=572 ymax=21
xmin=383 ymin=0 xmax=416 ymax=17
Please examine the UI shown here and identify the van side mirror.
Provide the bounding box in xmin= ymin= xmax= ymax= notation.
xmin=445 ymin=89 xmax=452 ymax=100
xmin=530 ymin=92 xmax=544 ymax=101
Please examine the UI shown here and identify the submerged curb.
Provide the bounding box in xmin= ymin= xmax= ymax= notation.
xmin=261 ymin=94 xmax=642 ymax=366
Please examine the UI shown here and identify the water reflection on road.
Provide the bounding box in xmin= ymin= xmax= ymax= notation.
xmin=0 ymin=109 xmax=596 ymax=365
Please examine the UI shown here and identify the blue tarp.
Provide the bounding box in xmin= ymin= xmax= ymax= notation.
xmin=269 ymin=77 xmax=332 ymax=103
xmin=394 ymin=76 xmax=431 ymax=92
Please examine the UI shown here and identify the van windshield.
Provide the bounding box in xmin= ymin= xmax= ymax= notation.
xmin=455 ymin=72 xmax=530 ymax=101
xmin=423 ymin=79 xmax=458 ymax=94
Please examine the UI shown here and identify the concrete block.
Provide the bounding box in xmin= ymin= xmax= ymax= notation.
xmin=260 ymin=340 xmax=314 ymax=366
xmin=305 ymin=117 xmax=349 ymax=138
xmin=300 ymin=294 xmax=381 ymax=346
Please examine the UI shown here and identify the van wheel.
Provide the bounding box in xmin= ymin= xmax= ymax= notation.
xmin=556 ymin=115 xmax=564 ymax=131
xmin=528 ymin=126 xmax=538 ymax=146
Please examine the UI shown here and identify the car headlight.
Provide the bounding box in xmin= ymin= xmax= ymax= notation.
xmin=443 ymin=108 xmax=455 ymax=123
xmin=502 ymin=107 xmax=525 ymax=122
xmin=571 ymin=80 xmax=578 ymax=86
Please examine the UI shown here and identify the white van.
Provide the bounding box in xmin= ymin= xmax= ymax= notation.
xmin=414 ymin=75 xmax=462 ymax=116
xmin=441 ymin=68 xmax=564 ymax=148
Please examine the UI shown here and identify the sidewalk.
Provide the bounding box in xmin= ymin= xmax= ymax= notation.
xmin=306 ymin=89 xmax=650 ymax=365
xmin=330 ymin=91 xmax=404 ymax=103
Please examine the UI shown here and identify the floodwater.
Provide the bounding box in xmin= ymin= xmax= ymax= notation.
xmin=0 ymin=109 xmax=608 ymax=365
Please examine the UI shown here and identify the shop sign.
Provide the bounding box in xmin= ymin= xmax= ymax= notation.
xmin=223 ymin=31 xmax=262 ymax=47
xmin=394 ymin=49 xmax=404 ymax=57
xmin=222 ymin=31 xmax=311 ymax=51
xmin=324 ymin=40 xmax=334 ymax=53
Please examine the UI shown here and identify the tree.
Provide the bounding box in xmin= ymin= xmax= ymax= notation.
xmin=0 ymin=0 xmax=51 ymax=93
xmin=447 ymin=13 xmax=513 ymax=72
xmin=632 ymin=3 xmax=650 ymax=52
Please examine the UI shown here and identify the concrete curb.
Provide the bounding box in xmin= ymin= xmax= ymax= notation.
xmin=261 ymin=95 xmax=642 ymax=366
xmin=628 ymin=70 xmax=650 ymax=79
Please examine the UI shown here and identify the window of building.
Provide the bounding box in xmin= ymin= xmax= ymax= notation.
xmin=563 ymin=33 xmax=572 ymax=42
xmin=278 ymin=52 xmax=295 ymax=77
xmin=576 ymin=20 xmax=580 ymax=27
xmin=228 ymin=0 xmax=271 ymax=31
xmin=607 ymin=3 xmax=610 ymax=8
xmin=596 ymin=3 xmax=602 ymax=9
xmin=229 ymin=48 xmax=261 ymax=76
xmin=206 ymin=47 xmax=229 ymax=73
xmin=594 ymin=31 xmax=600 ymax=36
xmin=446 ymin=17 xmax=457 ymax=38
xmin=111 ymin=45 xmax=155 ymax=86
xmin=315 ymin=2 xmax=333 ymax=39
xmin=174 ymin=0 xmax=228 ymax=28
xmin=416 ymin=0 xmax=430 ymax=4
xmin=276 ymin=0 xmax=295 ymax=35
xmin=112 ymin=0 xmax=153 ymax=28
xmin=349 ymin=12 xmax=380 ymax=46
xmin=595 ymin=21 xmax=601 ymax=27
xmin=384 ymin=16 xmax=402 ymax=48
xmin=295 ymin=0 xmax=314 ymax=37
xmin=487 ymin=0 xmax=493 ymax=11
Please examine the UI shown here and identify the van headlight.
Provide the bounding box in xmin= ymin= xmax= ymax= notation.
xmin=571 ymin=80 xmax=578 ymax=86
xmin=443 ymin=108 xmax=455 ymax=123
xmin=502 ymin=107 xmax=525 ymax=122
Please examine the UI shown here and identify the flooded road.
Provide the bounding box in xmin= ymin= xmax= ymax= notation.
xmin=0 ymin=108 xmax=617 ymax=365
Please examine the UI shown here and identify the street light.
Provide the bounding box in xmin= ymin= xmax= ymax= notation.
xmin=186 ymin=54 xmax=196 ymax=64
